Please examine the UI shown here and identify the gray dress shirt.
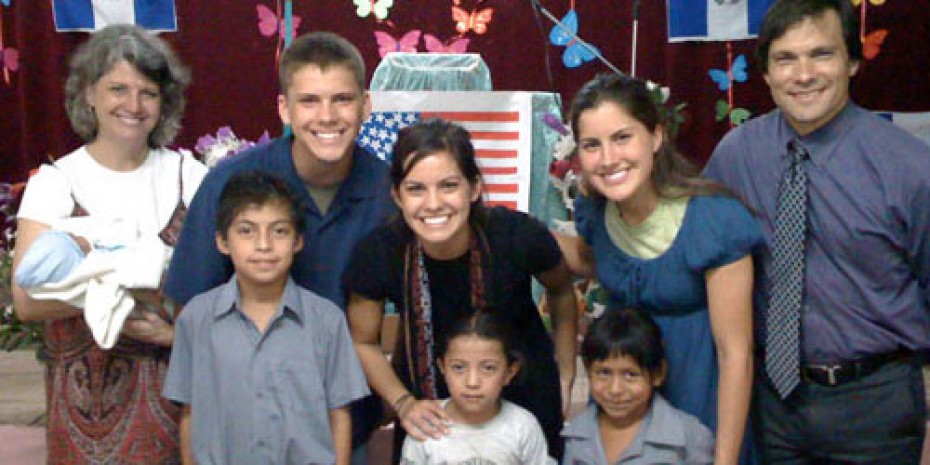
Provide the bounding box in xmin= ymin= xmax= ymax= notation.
xmin=561 ymin=395 xmax=714 ymax=464
xmin=705 ymin=103 xmax=930 ymax=363
xmin=163 ymin=276 xmax=370 ymax=465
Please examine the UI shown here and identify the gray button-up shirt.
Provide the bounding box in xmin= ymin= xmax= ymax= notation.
xmin=561 ymin=395 xmax=713 ymax=465
xmin=163 ymin=276 xmax=370 ymax=465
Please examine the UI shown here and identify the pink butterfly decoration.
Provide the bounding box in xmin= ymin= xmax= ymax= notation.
xmin=1 ymin=47 xmax=18 ymax=72
xmin=256 ymin=4 xmax=302 ymax=40
xmin=423 ymin=34 xmax=469 ymax=53
xmin=373 ymin=30 xmax=421 ymax=58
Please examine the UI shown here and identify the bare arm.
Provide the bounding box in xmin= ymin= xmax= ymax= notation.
xmin=535 ymin=260 xmax=578 ymax=417
xmin=551 ymin=230 xmax=595 ymax=279
xmin=121 ymin=310 xmax=175 ymax=347
xmin=11 ymin=218 xmax=82 ymax=322
xmin=705 ymin=256 xmax=754 ymax=465
xmin=347 ymin=293 xmax=449 ymax=440
xmin=329 ymin=406 xmax=352 ymax=465
xmin=180 ymin=405 xmax=194 ymax=465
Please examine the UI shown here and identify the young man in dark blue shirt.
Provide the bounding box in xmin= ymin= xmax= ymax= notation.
xmin=164 ymin=32 xmax=394 ymax=463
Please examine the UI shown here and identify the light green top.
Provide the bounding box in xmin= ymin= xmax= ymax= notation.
xmin=604 ymin=196 xmax=689 ymax=259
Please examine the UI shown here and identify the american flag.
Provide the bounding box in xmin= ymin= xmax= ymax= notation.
xmin=360 ymin=91 xmax=534 ymax=212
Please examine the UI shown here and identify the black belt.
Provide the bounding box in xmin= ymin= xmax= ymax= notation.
xmin=801 ymin=350 xmax=915 ymax=387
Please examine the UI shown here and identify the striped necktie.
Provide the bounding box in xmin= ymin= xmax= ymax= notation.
xmin=765 ymin=138 xmax=809 ymax=398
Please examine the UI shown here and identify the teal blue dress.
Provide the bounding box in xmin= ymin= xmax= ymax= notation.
xmin=575 ymin=194 xmax=762 ymax=461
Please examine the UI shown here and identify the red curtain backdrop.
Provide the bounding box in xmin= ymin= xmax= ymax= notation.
xmin=1 ymin=1 xmax=927 ymax=182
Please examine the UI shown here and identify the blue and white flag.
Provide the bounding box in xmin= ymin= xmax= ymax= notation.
xmin=53 ymin=0 xmax=177 ymax=32
xmin=667 ymin=0 xmax=773 ymax=42
xmin=878 ymin=111 xmax=930 ymax=147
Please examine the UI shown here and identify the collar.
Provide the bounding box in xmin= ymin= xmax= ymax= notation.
xmin=246 ymin=136 xmax=386 ymax=201
xmin=777 ymin=102 xmax=859 ymax=166
xmin=562 ymin=396 xmax=688 ymax=463
xmin=623 ymin=396 xmax=688 ymax=459
xmin=561 ymin=404 xmax=603 ymax=463
xmin=211 ymin=275 xmax=304 ymax=324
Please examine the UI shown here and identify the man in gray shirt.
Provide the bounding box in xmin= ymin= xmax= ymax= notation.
xmin=704 ymin=0 xmax=930 ymax=463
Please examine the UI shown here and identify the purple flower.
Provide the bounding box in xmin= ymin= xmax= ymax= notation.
xmin=541 ymin=113 xmax=569 ymax=136
xmin=195 ymin=135 xmax=217 ymax=155
xmin=216 ymin=126 xmax=235 ymax=139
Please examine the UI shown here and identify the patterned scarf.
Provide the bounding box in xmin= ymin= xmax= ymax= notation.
xmin=401 ymin=231 xmax=487 ymax=399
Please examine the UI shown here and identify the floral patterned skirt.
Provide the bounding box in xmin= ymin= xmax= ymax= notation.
xmin=43 ymin=317 xmax=180 ymax=465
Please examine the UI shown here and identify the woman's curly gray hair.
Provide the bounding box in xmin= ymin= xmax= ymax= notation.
xmin=64 ymin=24 xmax=191 ymax=147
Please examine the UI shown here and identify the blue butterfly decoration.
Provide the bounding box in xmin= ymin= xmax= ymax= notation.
xmin=708 ymin=54 xmax=749 ymax=91
xmin=549 ymin=9 xmax=598 ymax=68
xmin=1 ymin=0 xmax=10 ymax=7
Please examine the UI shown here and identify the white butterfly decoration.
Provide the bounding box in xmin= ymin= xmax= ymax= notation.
xmin=354 ymin=0 xmax=394 ymax=21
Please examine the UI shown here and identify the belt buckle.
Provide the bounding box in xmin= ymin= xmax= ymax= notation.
xmin=808 ymin=363 xmax=843 ymax=386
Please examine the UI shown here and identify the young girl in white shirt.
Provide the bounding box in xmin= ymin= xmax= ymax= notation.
xmin=399 ymin=310 xmax=555 ymax=464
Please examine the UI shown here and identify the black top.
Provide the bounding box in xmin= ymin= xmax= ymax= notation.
xmin=344 ymin=206 xmax=565 ymax=457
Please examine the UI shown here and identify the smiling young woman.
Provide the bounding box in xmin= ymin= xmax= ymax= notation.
xmin=557 ymin=73 xmax=762 ymax=465
xmin=344 ymin=118 xmax=578 ymax=461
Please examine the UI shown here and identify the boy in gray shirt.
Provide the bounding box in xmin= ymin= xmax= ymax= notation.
xmin=163 ymin=170 xmax=369 ymax=465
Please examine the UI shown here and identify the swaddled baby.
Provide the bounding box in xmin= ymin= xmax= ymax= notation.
xmin=16 ymin=216 xmax=171 ymax=349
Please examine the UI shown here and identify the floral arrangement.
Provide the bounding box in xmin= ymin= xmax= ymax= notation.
xmin=0 ymin=181 xmax=44 ymax=351
xmin=193 ymin=126 xmax=271 ymax=168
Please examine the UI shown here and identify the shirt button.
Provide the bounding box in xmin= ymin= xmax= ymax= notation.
xmin=257 ymin=440 xmax=266 ymax=447
xmin=257 ymin=392 xmax=263 ymax=399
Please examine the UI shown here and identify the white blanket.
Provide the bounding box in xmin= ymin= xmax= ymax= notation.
xmin=26 ymin=235 xmax=170 ymax=349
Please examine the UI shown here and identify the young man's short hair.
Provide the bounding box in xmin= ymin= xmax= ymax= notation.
xmin=278 ymin=31 xmax=366 ymax=94
xmin=216 ymin=170 xmax=306 ymax=239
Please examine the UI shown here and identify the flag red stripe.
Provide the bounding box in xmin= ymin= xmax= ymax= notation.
xmin=468 ymin=131 xmax=519 ymax=141
xmin=483 ymin=183 xmax=520 ymax=193
xmin=476 ymin=149 xmax=518 ymax=159
xmin=480 ymin=166 xmax=518 ymax=175
xmin=487 ymin=200 xmax=518 ymax=210
xmin=423 ymin=111 xmax=520 ymax=122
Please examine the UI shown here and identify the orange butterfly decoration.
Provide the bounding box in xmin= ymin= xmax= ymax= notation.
xmin=451 ymin=6 xmax=494 ymax=35
xmin=862 ymin=29 xmax=888 ymax=60
xmin=851 ymin=0 xmax=886 ymax=5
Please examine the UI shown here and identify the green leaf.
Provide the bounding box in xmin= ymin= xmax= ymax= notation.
xmin=715 ymin=100 xmax=730 ymax=122
xmin=730 ymin=108 xmax=752 ymax=126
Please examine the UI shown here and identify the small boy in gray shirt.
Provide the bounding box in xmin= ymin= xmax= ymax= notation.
xmin=163 ymin=170 xmax=369 ymax=465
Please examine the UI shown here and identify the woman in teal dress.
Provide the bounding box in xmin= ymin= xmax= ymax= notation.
xmin=558 ymin=74 xmax=762 ymax=465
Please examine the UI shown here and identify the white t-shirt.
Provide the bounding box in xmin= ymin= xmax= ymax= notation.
xmin=400 ymin=399 xmax=556 ymax=465
xmin=18 ymin=146 xmax=207 ymax=239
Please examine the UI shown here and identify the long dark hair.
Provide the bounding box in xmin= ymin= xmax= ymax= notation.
xmin=570 ymin=73 xmax=734 ymax=204
xmin=389 ymin=118 xmax=490 ymax=249
xmin=390 ymin=118 xmax=487 ymax=224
